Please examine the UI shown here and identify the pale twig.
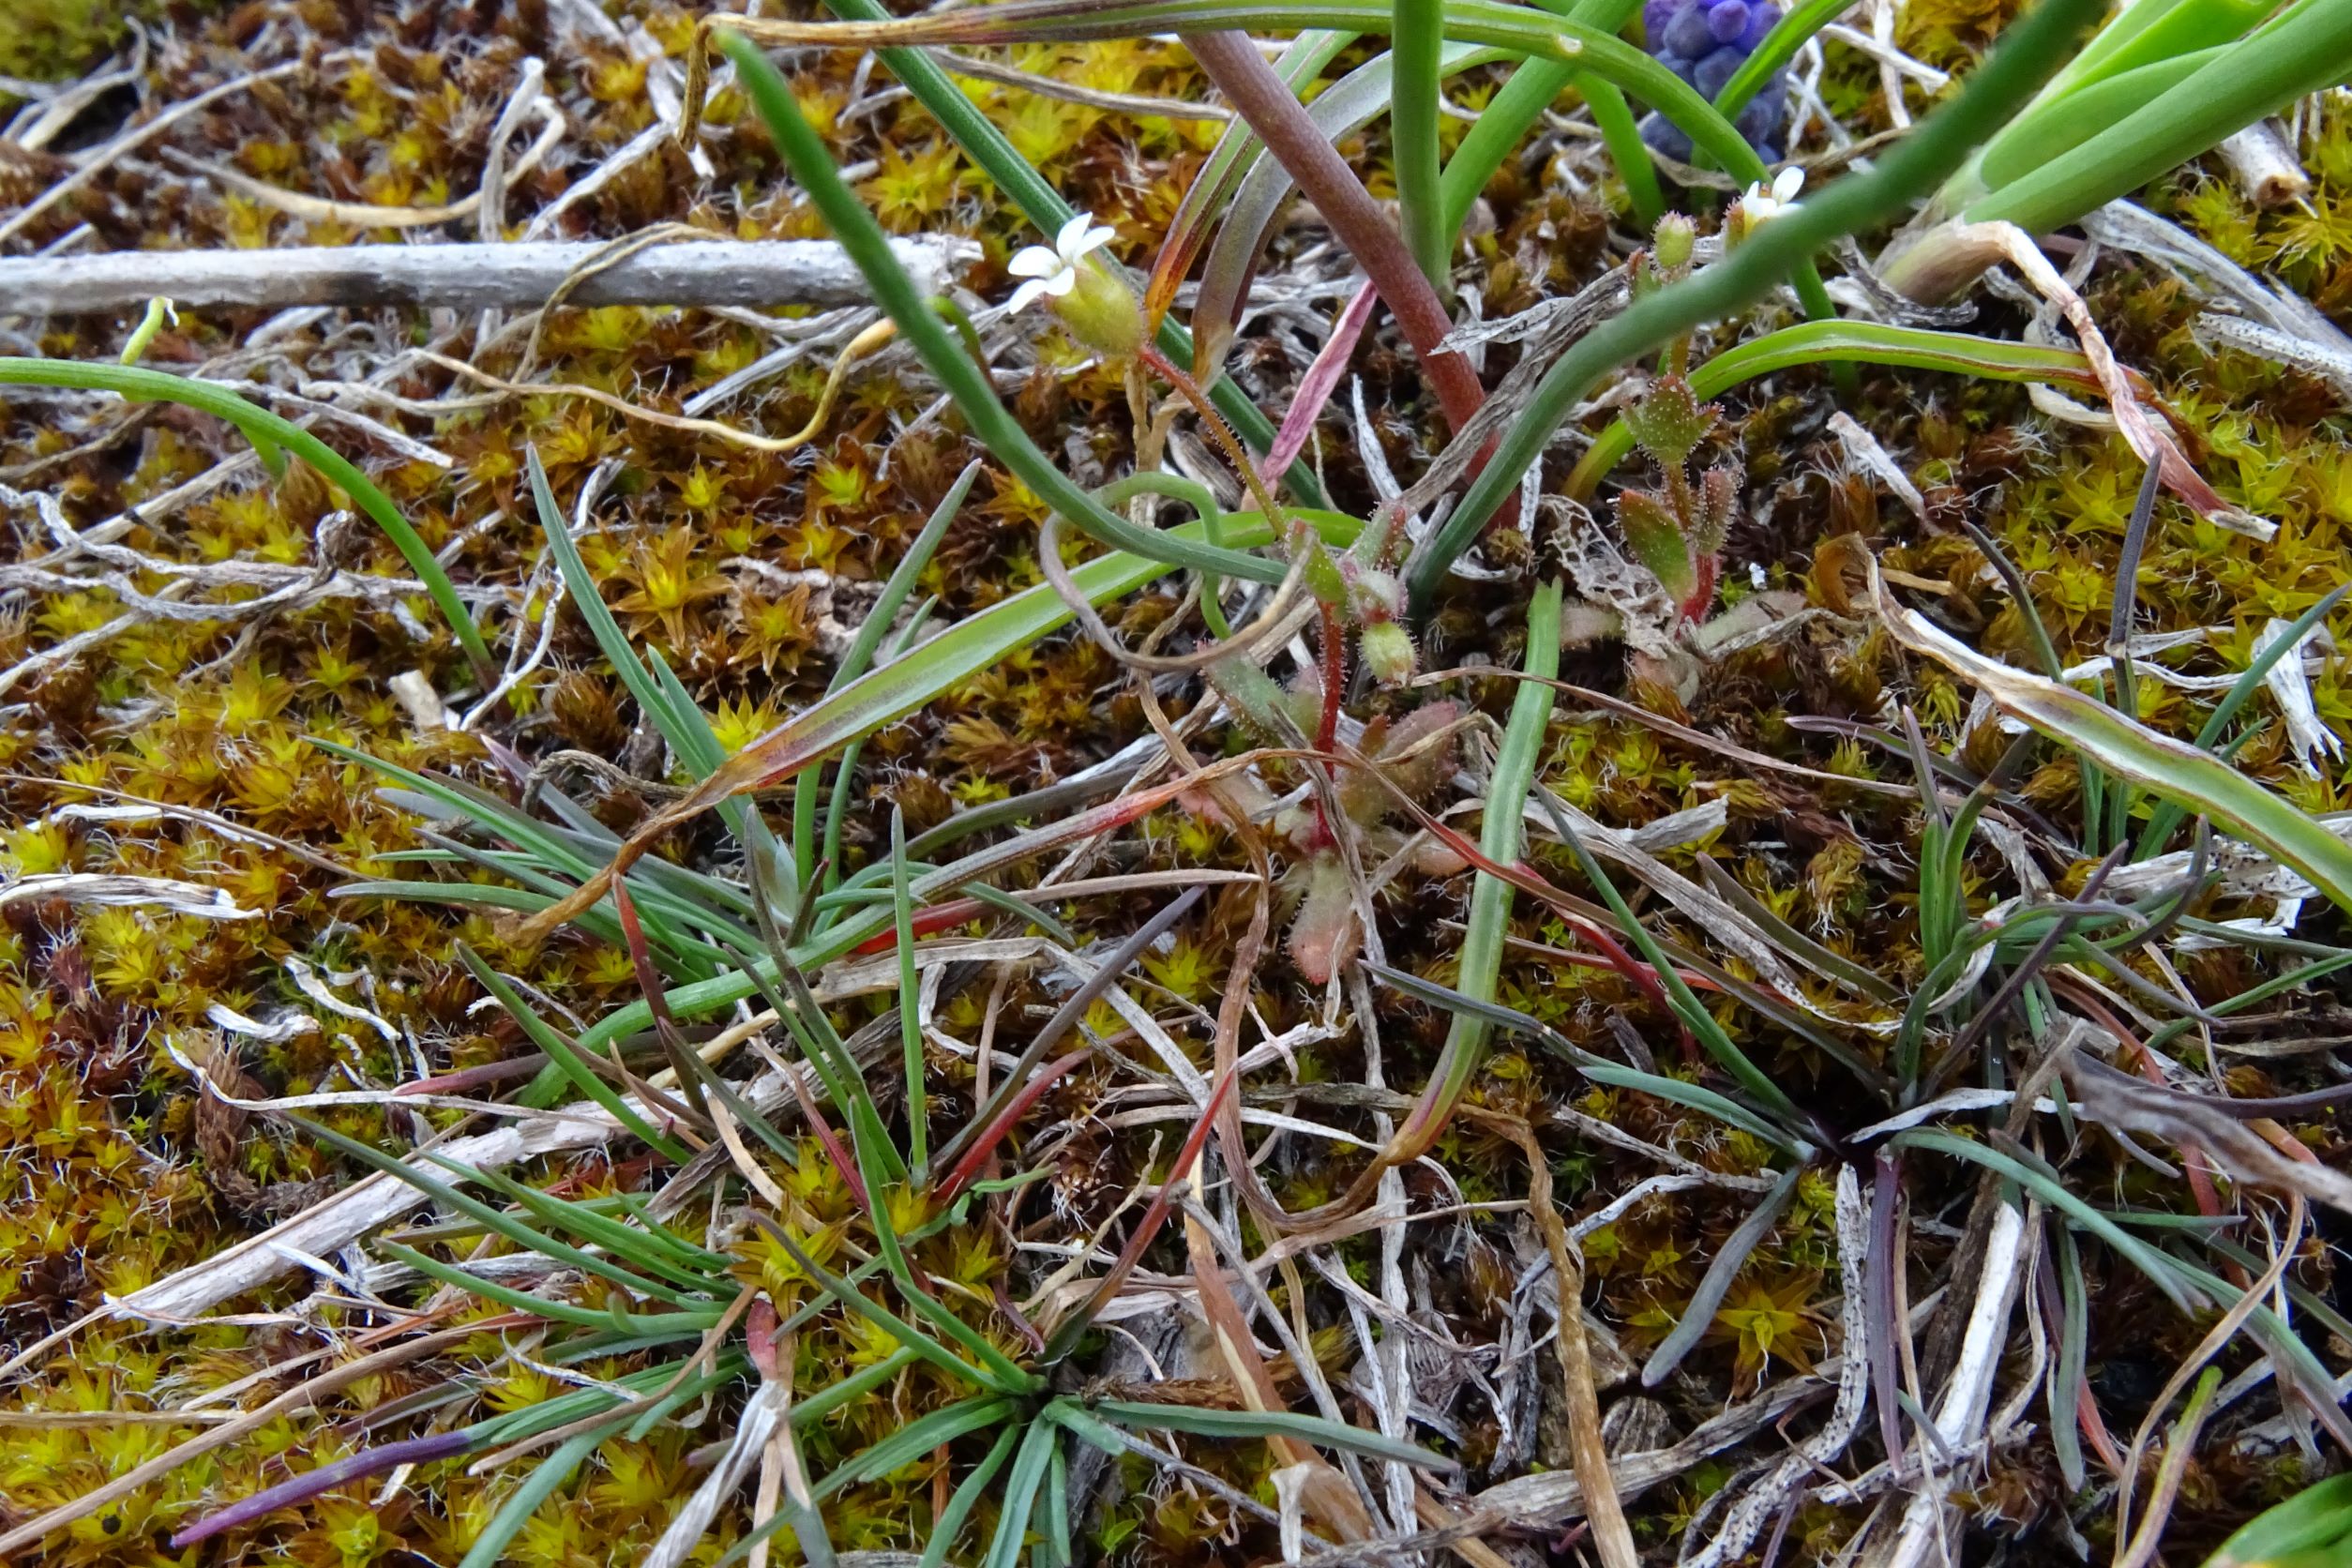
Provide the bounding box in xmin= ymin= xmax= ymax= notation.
xmin=0 ymin=237 xmax=970 ymax=316
xmin=1470 ymin=1108 xmax=1638 ymax=1568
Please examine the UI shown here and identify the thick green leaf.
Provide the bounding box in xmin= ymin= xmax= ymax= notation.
xmin=2204 ymin=1474 xmax=2352 ymax=1567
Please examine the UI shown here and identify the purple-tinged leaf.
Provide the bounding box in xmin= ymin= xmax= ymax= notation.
xmin=172 ymin=1430 xmax=474 ymax=1545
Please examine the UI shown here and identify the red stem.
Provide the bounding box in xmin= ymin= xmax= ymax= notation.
xmin=853 ymin=897 xmax=983 ymax=954
xmin=934 ymin=1049 xmax=1091 ymax=1206
xmin=1183 ymin=30 xmax=1518 ymax=532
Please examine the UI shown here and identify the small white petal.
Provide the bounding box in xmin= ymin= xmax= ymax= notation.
xmin=1772 ymin=166 xmax=1805 ymax=204
xmin=1008 ymin=245 xmax=1063 ymax=279
xmin=1069 ymin=223 xmax=1118 ymax=261
xmin=1007 ymin=277 xmax=1056 ymax=315
xmin=1041 ymin=268 xmax=1080 ymax=298
xmin=1054 ymin=211 xmax=1100 ymax=256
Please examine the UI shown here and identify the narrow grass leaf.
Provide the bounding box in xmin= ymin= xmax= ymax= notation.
xmin=1640 ymin=1165 xmax=1802 ymax=1386
xmin=921 ymin=1424 xmax=1022 ymax=1568
xmin=455 ymin=944 xmax=695 ymax=1161
xmin=0 ymin=358 xmax=491 ymax=677
xmin=1893 ymin=1129 xmax=2206 ymax=1311
xmin=984 ymin=1419 xmax=1061 ymax=1568
xmin=1407 ymin=0 xmax=2106 ymax=606
xmin=1398 ymin=580 xmax=1560 ymax=1165
xmin=1870 ymin=565 xmax=2352 ymax=913
xmin=295 ymin=1116 xmax=704 ymax=1305
xmin=891 ymin=807 xmax=927 ymax=1172
xmin=814 ymin=1395 xmax=1018 ymax=1500
xmin=1091 ymin=1400 xmax=1455 ymax=1469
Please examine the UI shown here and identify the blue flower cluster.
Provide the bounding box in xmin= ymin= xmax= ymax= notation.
xmin=1640 ymin=0 xmax=1788 ymax=163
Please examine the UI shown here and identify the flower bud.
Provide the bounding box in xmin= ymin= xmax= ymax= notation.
xmin=1347 ymin=567 xmax=1403 ymax=626
xmin=1651 ymin=214 xmax=1696 ymax=277
xmin=1053 ymin=260 xmax=1145 ymax=357
xmin=1359 ymin=620 xmax=1417 ymax=687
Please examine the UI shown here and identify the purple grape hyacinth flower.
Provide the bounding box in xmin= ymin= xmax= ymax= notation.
xmin=1640 ymin=0 xmax=1789 ymax=163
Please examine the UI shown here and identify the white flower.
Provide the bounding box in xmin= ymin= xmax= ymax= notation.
xmin=1005 ymin=211 xmax=1118 ymax=315
xmin=1738 ymin=166 xmax=1805 ymax=226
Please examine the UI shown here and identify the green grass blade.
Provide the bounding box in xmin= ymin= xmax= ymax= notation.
xmin=1406 ymin=0 xmax=2106 ymax=608
xmin=1892 ymin=1129 xmax=2206 ymax=1312
xmin=1580 ymin=1062 xmax=1805 ymax=1154
xmin=720 ymin=33 xmax=1289 ymax=588
xmin=792 ymin=1344 xmax=927 ymax=1431
xmin=812 ymin=1395 xmax=1018 ymax=1500
xmin=982 ymin=1418 xmax=1059 ymax=1568
xmin=819 ymin=604 xmax=937 ymax=901
xmin=415 ymin=1152 xmax=731 ymax=1289
xmin=379 ymin=1241 xmax=707 ymax=1332
xmin=919 ymin=1424 xmax=1021 ymax=1568
xmin=758 ymin=1217 xmax=1020 ymax=1392
xmin=0 ymin=357 xmax=492 ymax=678
xmin=2204 ymin=1474 xmax=2352 ymax=1567
xmin=1639 ymin=1165 xmax=1801 ymax=1385
xmin=890 ymin=806 xmax=927 ymax=1173
xmin=812 ymin=0 xmax=1323 ymax=505
xmin=1368 ymin=958 xmax=1806 ymax=1149
xmin=1566 ymin=322 xmax=2102 ymax=497
xmin=1873 ymin=573 xmax=2352 ymax=914
xmin=294 ymin=1115 xmax=707 ymax=1306
xmin=795 ymin=460 xmax=977 ymax=894
xmin=1538 ymin=793 xmax=1809 ymax=1129
xmin=1959 ymin=0 xmax=2348 ymax=233
xmin=1586 ymin=75 xmax=1664 ymax=229
xmin=458 ymin=1421 xmax=625 ymax=1568
xmin=2137 ymin=581 xmax=2352 ymax=857
xmin=455 ymin=944 xmax=696 ymax=1161
xmin=1044 ymin=1440 xmax=1073 ymax=1567
xmin=1435 ymin=0 xmax=1643 ymax=241
xmin=1397 ymin=579 xmax=1560 ymax=1164
xmin=1712 ymin=0 xmax=1849 ymax=118
xmin=1393 ymin=0 xmax=1450 ymax=288
xmin=531 ymin=450 xmax=709 ymax=773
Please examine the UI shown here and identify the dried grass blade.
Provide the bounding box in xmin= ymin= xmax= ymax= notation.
xmin=1868 ymin=561 xmax=2352 ymax=913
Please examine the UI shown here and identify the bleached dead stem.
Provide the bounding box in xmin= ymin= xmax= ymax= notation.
xmin=1878 ymin=1199 xmax=2029 ymax=1568
xmin=2216 ymin=118 xmax=2311 ymax=208
xmin=0 ymin=237 xmax=972 ymax=316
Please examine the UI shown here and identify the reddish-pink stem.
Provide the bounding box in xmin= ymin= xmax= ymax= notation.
xmin=1184 ymin=30 xmax=1516 ymax=532
xmin=934 ymin=1049 xmax=1091 ymax=1206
